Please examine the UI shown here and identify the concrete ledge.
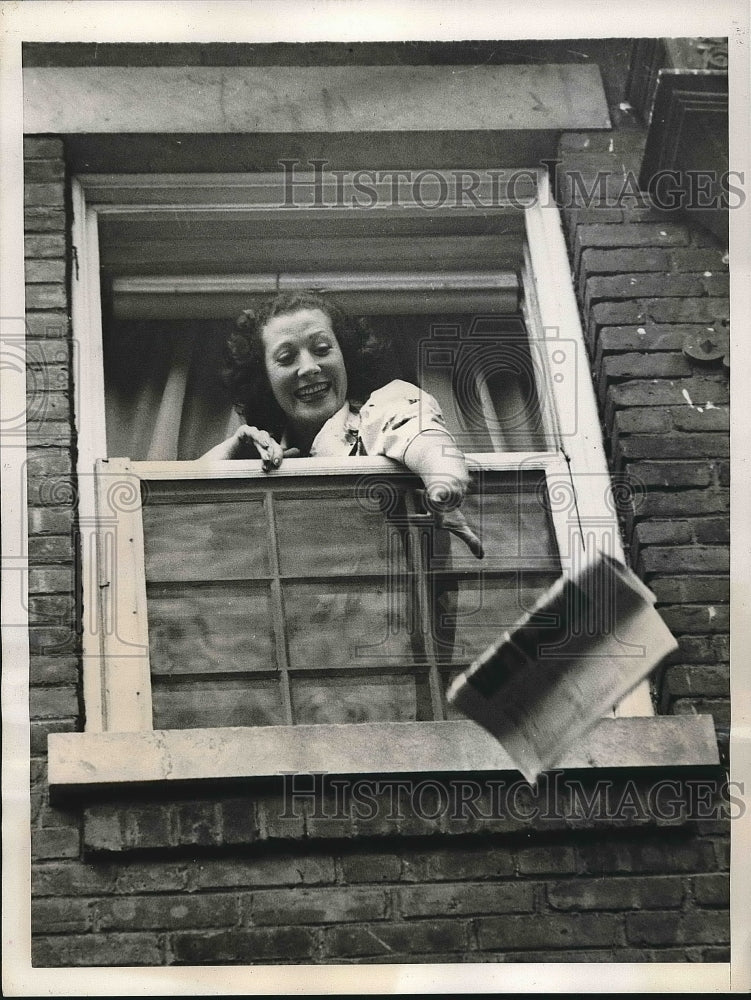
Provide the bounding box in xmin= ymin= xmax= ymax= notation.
xmin=24 ymin=65 xmax=610 ymax=134
xmin=49 ymin=716 xmax=719 ymax=792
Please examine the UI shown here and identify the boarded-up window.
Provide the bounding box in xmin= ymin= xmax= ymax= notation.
xmin=139 ymin=470 xmax=561 ymax=729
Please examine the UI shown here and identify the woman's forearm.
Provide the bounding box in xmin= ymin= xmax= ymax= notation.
xmin=402 ymin=429 xmax=470 ymax=504
xmin=198 ymin=435 xmax=246 ymax=461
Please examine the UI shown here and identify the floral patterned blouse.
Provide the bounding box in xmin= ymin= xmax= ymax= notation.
xmin=301 ymin=379 xmax=450 ymax=460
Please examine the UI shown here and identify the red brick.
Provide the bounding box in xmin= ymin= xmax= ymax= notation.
xmin=517 ymin=845 xmax=578 ymax=875
xmin=247 ymin=886 xmax=388 ymax=925
xmin=547 ymin=876 xmax=684 ymax=911
xmin=632 ymin=520 xmax=692 ymax=547
xmin=665 ymin=665 xmax=729 ymax=697
xmin=28 ymin=508 xmax=74 ymax=535
xmin=25 ymin=284 xmax=67 ymax=310
xmin=692 ymin=517 xmax=730 ymax=545
xmin=338 ymin=851 xmax=402 ymax=883
xmin=673 ymin=635 xmax=729 ymax=664
xmin=28 ymin=567 xmax=73 ymax=594
xmin=578 ymin=835 xmax=715 ymax=874
xmin=217 ymin=797 xmax=260 ymax=844
xmin=24 ymin=234 xmax=66 ymax=257
xmin=173 ymin=801 xmax=222 ymax=847
xmin=24 ymin=138 xmax=64 ymax=159
xmin=26 ymin=336 xmax=71 ymax=364
xmin=24 ymin=312 xmax=70 ymax=338
xmin=28 ymin=537 xmax=74 ymax=563
xmin=626 ymin=910 xmax=729 ymax=946
xmin=32 ymin=860 xmax=118 ymax=897
xmin=669 ymin=247 xmax=728 ymax=271
xmin=96 ymin=893 xmax=238 ymax=931
xmin=660 ymin=603 xmax=729 ymax=634
xmin=30 ymin=718 xmax=77 ymax=755
xmin=24 ymin=160 xmax=66 ymax=184
xmin=618 ymin=433 xmax=727 ymax=461
xmin=256 ymin=791 xmax=306 ymax=841
xmin=114 ymin=863 xmax=189 ymax=894
xmin=703 ymin=273 xmax=730 ymax=296
xmin=322 ymin=918 xmax=469 ymax=958
xmin=591 ymin=300 xmax=727 ymax=340
xmin=170 ymin=926 xmax=316 ymax=964
xmin=607 ymin=375 xmax=728 ymax=413
xmin=31 ymin=898 xmax=93 ymax=934
xmin=649 ymin=576 xmax=729 ymax=603
xmin=29 ymin=655 xmax=79 ymax=686
xmin=638 ymin=546 xmax=729 ymax=575
xmin=26 ymin=451 xmax=72 ymax=477
xmin=25 ymin=259 xmax=66 ymax=283
xmin=612 ymin=407 xmax=673 ymax=434
xmin=585 ymin=273 xmax=704 ymax=312
xmin=477 ymin=912 xmax=622 ymax=951
xmin=84 ymin=803 xmax=173 ymax=851
xmin=672 ymin=698 xmax=730 ymax=726
xmin=32 ymin=932 xmax=163 ymax=967
xmin=24 ymin=207 xmax=67 ymax=232
xmin=633 ymin=489 xmax=728 ymax=520
xmin=564 ymin=207 xmax=623 ymax=250
xmin=26 ymin=392 xmax=72 ymax=426
xmin=28 ymin=625 xmax=78 ymax=656
xmin=574 ymin=224 xmax=689 ymax=272
xmin=31 ymin=827 xmax=80 ymax=860
xmin=399 ymin=881 xmax=533 ymax=917
xmin=188 ymin=855 xmax=336 ymax=890
xmin=602 ymin=353 xmax=692 ymax=384
xmin=578 ymin=248 xmax=672 ymax=283
xmin=625 ymin=461 xmax=713 ymax=488
xmin=30 ymin=685 xmax=78 ymax=720
xmin=668 ymin=405 xmax=729 ymax=431
xmin=27 ymin=365 xmax=70 ymax=395
xmin=26 ymin=425 xmax=73 ymax=448
xmin=692 ymin=873 xmax=729 ymax=907
xmin=25 ymin=183 xmax=65 ymax=208
xmin=402 ymin=845 xmax=515 ymax=881
xmin=576 ymin=221 xmax=688 ymax=251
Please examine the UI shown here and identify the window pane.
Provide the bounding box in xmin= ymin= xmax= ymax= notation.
xmin=143 ymin=500 xmax=269 ymax=581
xmin=147 ymin=583 xmax=274 ymax=675
xmin=425 ymin=470 xmax=560 ymax=572
xmin=283 ymin=579 xmax=418 ymax=669
xmin=152 ymin=676 xmax=284 ymax=729
xmin=431 ymin=571 xmax=562 ymax=667
xmin=274 ymin=492 xmax=404 ymax=577
xmin=291 ymin=671 xmax=432 ymax=725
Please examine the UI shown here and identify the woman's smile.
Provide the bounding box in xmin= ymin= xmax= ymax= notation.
xmin=261 ymin=308 xmax=348 ymax=448
xmin=295 ymin=380 xmax=332 ymax=402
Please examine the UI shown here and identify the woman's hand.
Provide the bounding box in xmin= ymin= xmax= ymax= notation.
xmin=198 ymin=426 xmax=300 ymax=469
xmin=422 ymin=481 xmax=484 ymax=560
xmin=403 ymin=431 xmax=484 ymax=559
xmin=233 ymin=425 xmax=287 ymax=471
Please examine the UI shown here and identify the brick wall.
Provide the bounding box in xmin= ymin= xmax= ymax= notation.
xmin=25 ymin=137 xmax=83 ymax=870
xmin=25 ymin=130 xmax=730 ymax=968
xmin=555 ymin=127 xmax=731 ymax=744
xmin=32 ymin=772 xmax=730 ymax=965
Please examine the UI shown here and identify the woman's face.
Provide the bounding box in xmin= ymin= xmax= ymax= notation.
xmin=261 ymin=308 xmax=348 ymax=439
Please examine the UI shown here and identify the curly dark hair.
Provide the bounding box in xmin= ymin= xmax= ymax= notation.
xmin=224 ymin=291 xmax=400 ymax=440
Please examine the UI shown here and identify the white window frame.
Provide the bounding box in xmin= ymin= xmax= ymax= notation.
xmin=50 ymin=169 xmax=720 ymax=790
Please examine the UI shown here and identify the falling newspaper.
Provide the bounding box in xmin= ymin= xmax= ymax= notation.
xmin=447 ymin=550 xmax=678 ymax=783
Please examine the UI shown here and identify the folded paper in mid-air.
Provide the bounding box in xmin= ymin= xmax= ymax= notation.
xmin=447 ymin=551 xmax=678 ymax=783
